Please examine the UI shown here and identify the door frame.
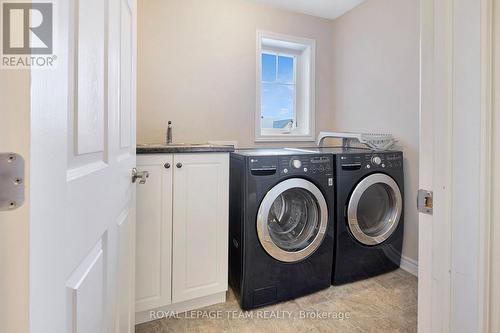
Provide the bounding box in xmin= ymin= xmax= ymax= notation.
xmin=490 ymin=1 xmax=500 ymax=332
xmin=0 ymin=58 xmax=31 ymax=333
xmin=419 ymin=0 xmax=494 ymax=332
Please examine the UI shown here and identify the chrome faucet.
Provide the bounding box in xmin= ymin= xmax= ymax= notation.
xmin=166 ymin=121 xmax=173 ymax=144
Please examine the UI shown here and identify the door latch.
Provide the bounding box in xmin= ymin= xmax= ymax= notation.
xmin=0 ymin=153 xmax=25 ymax=211
xmin=132 ymin=168 xmax=149 ymax=184
xmin=417 ymin=189 xmax=433 ymax=215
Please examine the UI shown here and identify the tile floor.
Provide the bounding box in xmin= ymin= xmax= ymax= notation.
xmin=135 ymin=269 xmax=417 ymax=333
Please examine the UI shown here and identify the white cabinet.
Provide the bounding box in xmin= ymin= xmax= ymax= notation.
xmin=172 ymin=154 xmax=229 ymax=303
xmin=135 ymin=154 xmax=173 ymax=312
xmin=135 ymin=153 xmax=229 ymax=321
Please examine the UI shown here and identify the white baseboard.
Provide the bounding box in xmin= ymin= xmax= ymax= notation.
xmin=382 ymin=245 xmax=418 ymax=277
xmin=400 ymin=255 xmax=418 ymax=277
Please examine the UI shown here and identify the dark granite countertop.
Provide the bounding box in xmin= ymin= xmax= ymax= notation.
xmin=136 ymin=143 xmax=235 ymax=154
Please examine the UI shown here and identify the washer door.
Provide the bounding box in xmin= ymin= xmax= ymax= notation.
xmin=347 ymin=173 xmax=402 ymax=246
xmin=257 ymin=178 xmax=328 ymax=263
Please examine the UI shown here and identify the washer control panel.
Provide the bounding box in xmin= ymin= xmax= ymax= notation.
xmin=339 ymin=152 xmax=403 ymax=171
xmin=279 ymin=155 xmax=333 ymax=176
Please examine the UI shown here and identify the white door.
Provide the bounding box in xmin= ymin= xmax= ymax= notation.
xmin=419 ymin=0 xmax=492 ymax=332
xmin=28 ymin=0 xmax=137 ymax=332
xmin=172 ymin=153 xmax=229 ymax=303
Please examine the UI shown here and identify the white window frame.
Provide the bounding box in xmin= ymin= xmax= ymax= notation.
xmin=256 ymin=31 xmax=316 ymax=142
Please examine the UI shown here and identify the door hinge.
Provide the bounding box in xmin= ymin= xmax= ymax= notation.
xmin=0 ymin=153 xmax=25 ymax=211
xmin=417 ymin=189 xmax=433 ymax=215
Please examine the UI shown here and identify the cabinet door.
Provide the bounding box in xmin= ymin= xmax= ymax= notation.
xmin=172 ymin=153 xmax=229 ymax=303
xmin=135 ymin=155 xmax=173 ymax=312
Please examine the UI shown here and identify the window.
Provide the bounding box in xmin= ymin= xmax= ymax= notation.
xmin=261 ymin=53 xmax=296 ymax=131
xmin=256 ymin=32 xmax=315 ymax=142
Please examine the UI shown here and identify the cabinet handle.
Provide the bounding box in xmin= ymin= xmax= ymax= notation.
xmin=176 ymin=163 xmax=183 ymax=168
xmin=164 ymin=163 xmax=171 ymax=169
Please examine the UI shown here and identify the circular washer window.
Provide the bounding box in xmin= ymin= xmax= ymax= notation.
xmin=257 ymin=178 xmax=328 ymax=262
xmin=347 ymin=173 xmax=402 ymax=246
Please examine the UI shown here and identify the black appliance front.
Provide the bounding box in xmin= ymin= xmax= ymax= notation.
xmin=229 ymin=152 xmax=335 ymax=310
xmin=332 ymin=151 xmax=405 ymax=285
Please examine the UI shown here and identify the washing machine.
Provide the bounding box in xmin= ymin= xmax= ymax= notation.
xmin=332 ymin=150 xmax=404 ymax=285
xmin=229 ymin=149 xmax=335 ymax=310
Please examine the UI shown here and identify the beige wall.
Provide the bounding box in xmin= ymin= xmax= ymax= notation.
xmin=330 ymin=0 xmax=420 ymax=262
xmin=137 ymin=0 xmax=334 ymax=147
xmin=138 ymin=0 xmax=420 ymax=262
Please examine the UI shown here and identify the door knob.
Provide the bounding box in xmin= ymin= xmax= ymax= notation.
xmin=176 ymin=163 xmax=182 ymax=168
xmin=132 ymin=168 xmax=149 ymax=184
xmin=164 ymin=163 xmax=171 ymax=169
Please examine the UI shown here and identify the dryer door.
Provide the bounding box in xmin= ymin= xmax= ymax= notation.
xmin=347 ymin=173 xmax=403 ymax=246
xmin=257 ymin=178 xmax=328 ymax=263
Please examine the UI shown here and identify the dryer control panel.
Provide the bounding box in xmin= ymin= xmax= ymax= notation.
xmin=248 ymin=154 xmax=334 ymax=178
xmin=339 ymin=152 xmax=403 ymax=171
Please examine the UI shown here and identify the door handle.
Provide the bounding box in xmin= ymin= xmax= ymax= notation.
xmin=132 ymin=168 xmax=149 ymax=184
